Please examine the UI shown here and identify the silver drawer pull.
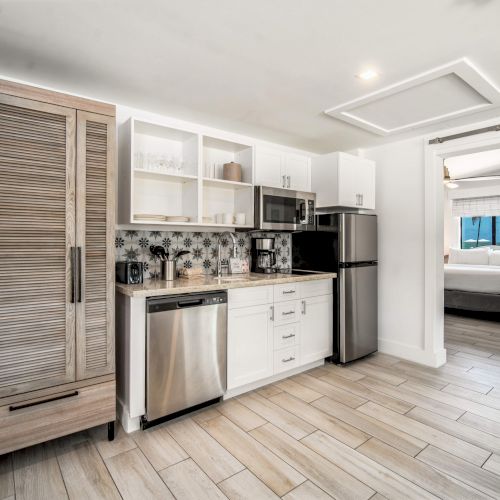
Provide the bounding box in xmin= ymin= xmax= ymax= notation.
xmin=282 ymin=310 xmax=295 ymax=316
xmin=282 ymin=356 xmax=295 ymax=363
xmin=270 ymin=305 xmax=274 ymax=321
xmin=282 ymin=334 xmax=295 ymax=339
xmin=282 ymin=289 xmax=295 ymax=294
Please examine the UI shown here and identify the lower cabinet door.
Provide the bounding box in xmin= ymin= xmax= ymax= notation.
xmin=227 ymin=304 xmax=273 ymax=390
xmin=300 ymin=294 xmax=333 ymax=364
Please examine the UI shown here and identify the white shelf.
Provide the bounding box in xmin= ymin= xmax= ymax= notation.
xmin=134 ymin=169 xmax=198 ymax=183
xmin=202 ymin=177 xmax=253 ymax=189
xmin=118 ymin=116 xmax=256 ymax=228
xmin=203 ymin=223 xmax=254 ymax=228
xmin=131 ymin=219 xmax=200 ymax=226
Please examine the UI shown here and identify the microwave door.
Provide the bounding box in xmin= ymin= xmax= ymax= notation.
xmin=263 ymin=194 xmax=297 ymax=226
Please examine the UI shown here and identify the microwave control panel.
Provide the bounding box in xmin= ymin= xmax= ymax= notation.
xmin=307 ymin=200 xmax=315 ymax=225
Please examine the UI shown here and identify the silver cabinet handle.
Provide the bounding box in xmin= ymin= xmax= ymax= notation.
xmin=282 ymin=356 xmax=295 ymax=363
xmin=301 ymin=300 xmax=306 ymax=314
xmin=282 ymin=310 xmax=295 ymax=316
xmin=282 ymin=289 xmax=295 ymax=295
xmin=282 ymin=333 xmax=295 ymax=339
xmin=270 ymin=305 xmax=274 ymax=321
xmin=282 ymin=175 xmax=286 ymax=188
xmin=360 ymin=193 xmax=364 ymax=206
xmin=287 ymin=175 xmax=291 ymax=188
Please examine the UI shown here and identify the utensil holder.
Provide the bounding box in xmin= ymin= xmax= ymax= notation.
xmin=161 ymin=260 xmax=176 ymax=281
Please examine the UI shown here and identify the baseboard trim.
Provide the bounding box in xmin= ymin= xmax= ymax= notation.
xmin=117 ymin=397 xmax=141 ymax=433
xmin=378 ymin=339 xmax=447 ymax=368
xmin=224 ymin=359 xmax=325 ymax=399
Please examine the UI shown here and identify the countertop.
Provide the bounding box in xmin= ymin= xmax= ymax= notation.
xmin=116 ymin=272 xmax=337 ymax=297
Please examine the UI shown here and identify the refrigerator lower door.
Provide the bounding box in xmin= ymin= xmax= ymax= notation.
xmin=339 ymin=264 xmax=378 ymax=363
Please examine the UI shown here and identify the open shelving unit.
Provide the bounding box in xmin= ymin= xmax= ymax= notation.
xmin=118 ymin=118 xmax=255 ymax=228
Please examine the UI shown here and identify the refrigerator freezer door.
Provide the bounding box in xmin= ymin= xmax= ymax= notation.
xmin=339 ymin=265 xmax=378 ymax=363
xmin=340 ymin=214 xmax=377 ymax=263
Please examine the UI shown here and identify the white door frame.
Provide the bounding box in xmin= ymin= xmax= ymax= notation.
xmin=424 ymin=117 xmax=500 ymax=367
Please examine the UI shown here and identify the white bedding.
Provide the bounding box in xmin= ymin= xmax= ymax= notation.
xmin=444 ymin=264 xmax=500 ymax=294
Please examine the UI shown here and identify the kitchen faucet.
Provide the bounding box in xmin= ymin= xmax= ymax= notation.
xmin=216 ymin=232 xmax=238 ymax=277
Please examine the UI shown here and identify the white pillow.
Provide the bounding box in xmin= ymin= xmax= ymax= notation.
xmin=448 ymin=247 xmax=490 ymax=265
xmin=489 ymin=250 xmax=500 ymax=266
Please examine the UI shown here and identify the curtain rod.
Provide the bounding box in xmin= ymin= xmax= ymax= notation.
xmin=428 ymin=124 xmax=500 ymax=145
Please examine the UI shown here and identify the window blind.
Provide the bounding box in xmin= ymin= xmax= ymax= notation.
xmin=452 ymin=196 xmax=500 ymax=217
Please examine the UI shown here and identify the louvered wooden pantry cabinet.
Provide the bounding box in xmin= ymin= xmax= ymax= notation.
xmin=0 ymin=80 xmax=116 ymax=455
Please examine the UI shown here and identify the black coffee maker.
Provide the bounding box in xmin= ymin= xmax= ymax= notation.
xmin=251 ymin=238 xmax=277 ymax=273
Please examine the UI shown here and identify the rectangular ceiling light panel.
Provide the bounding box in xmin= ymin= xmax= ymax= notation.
xmin=325 ymin=59 xmax=500 ymax=135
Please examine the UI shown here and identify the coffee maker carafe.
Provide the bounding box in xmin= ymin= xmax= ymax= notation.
xmin=251 ymin=238 xmax=277 ymax=274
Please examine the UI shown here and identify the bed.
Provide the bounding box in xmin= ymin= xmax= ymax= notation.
xmin=444 ymin=248 xmax=500 ymax=313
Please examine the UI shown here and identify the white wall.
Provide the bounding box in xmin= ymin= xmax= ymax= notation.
xmin=363 ymin=137 xmax=427 ymax=359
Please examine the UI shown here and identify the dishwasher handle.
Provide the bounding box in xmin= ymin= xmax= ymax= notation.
xmin=147 ymin=291 xmax=227 ymax=313
xmin=178 ymin=298 xmax=203 ymax=308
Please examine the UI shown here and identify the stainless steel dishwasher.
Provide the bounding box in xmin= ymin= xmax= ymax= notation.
xmin=144 ymin=291 xmax=227 ymax=426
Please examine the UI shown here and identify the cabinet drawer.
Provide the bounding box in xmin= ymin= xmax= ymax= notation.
xmin=0 ymin=380 xmax=115 ymax=455
xmin=274 ymin=282 xmax=300 ymax=302
xmin=228 ymin=285 xmax=273 ymax=309
xmin=274 ymin=323 xmax=300 ymax=350
xmin=274 ymin=346 xmax=300 ymax=374
xmin=300 ymin=279 xmax=333 ymax=298
xmin=273 ymin=300 xmax=300 ymax=325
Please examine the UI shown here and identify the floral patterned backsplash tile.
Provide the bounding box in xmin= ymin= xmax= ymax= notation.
xmin=115 ymin=230 xmax=291 ymax=279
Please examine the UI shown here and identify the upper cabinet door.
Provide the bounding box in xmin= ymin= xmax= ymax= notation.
xmin=285 ymin=153 xmax=310 ymax=192
xmin=75 ymin=111 xmax=115 ymax=380
xmin=0 ymin=94 xmax=76 ymax=398
xmin=254 ymin=146 xmax=285 ymax=188
xmin=338 ymin=155 xmax=375 ymax=209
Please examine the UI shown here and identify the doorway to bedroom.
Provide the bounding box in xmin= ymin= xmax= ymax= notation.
xmin=442 ymin=147 xmax=500 ymax=353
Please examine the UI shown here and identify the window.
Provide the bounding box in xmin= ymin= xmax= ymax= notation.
xmin=460 ymin=216 xmax=498 ymax=248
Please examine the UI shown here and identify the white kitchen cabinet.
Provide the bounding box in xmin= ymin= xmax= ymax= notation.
xmin=285 ymin=153 xmax=311 ymax=191
xmin=227 ymin=303 xmax=273 ymax=389
xmin=300 ymin=294 xmax=333 ymax=364
xmin=255 ymin=146 xmax=311 ymax=191
xmin=312 ymin=151 xmax=375 ymax=209
xmin=254 ymin=147 xmax=285 ymax=189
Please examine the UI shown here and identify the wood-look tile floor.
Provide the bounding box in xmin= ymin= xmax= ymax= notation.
xmin=2 ymin=313 xmax=500 ymax=499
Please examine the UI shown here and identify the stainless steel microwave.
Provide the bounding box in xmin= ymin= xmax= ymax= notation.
xmin=255 ymin=186 xmax=316 ymax=231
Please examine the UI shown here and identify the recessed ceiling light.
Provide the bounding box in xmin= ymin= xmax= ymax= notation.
xmin=357 ymin=69 xmax=379 ymax=80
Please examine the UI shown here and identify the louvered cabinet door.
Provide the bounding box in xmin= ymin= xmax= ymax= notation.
xmin=75 ymin=111 xmax=115 ymax=380
xmin=0 ymin=94 xmax=76 ymax=398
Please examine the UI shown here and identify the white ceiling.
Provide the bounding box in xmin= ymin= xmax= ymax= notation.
xmin=1 ymin=0 xmax=500 ymax=152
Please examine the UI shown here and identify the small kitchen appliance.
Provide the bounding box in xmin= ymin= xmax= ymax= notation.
xmin=251 ymin=237 xmax=277 ymax=274
xmin=254 ymin=186 xmax=315 ymax=231
xmin=116 ymin=261 xmax=143 ymax=284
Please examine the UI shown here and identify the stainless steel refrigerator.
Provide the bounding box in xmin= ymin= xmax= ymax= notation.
xmin=292 ymin=213 xmax=378 ymax=363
